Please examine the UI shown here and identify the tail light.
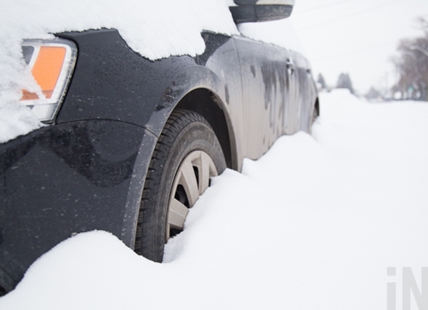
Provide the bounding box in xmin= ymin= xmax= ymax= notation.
xmin=20 ymin=39 xmax=77 ymax=123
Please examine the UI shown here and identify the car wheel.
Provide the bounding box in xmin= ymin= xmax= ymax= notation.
xmin=135 ymin=109 xmax=226 ymax=262
xmin=308 ymin=101 xmax=319 ymax=133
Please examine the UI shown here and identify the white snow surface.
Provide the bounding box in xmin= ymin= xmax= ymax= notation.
xmin=1 ymin=90 xmax=427 ymax=309
xmin=0 ymin=104 xmax=44 ymax=143
xmin=0 ymin=0 xmax=239 ymax=143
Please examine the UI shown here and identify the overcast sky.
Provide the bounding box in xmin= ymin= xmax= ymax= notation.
xmin=290 ymin=0 xmax=428 ymax=94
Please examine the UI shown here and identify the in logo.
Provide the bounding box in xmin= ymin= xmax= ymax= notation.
xmin=387 ymin=267 xmax=427 ymax=310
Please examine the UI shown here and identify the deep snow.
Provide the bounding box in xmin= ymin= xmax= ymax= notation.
xmin=0 ymin=90 xmax=427 ymax=309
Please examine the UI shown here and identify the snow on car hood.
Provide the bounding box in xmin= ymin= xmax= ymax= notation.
xmin=0 ymin=0 xmax=238 ymax=143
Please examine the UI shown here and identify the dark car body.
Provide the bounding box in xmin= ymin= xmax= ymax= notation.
xmin=0 ymin=23 xmax=318 ymax=293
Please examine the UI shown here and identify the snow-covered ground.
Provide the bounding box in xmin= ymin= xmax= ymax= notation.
xmin=1 ymin=90 xmax=427 ymax=309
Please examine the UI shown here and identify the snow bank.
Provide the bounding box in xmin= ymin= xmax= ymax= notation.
xmin=0 ymin=0 xmax=238 ymax=142
xmin=1 ymin=91 xmax=427 ymax=309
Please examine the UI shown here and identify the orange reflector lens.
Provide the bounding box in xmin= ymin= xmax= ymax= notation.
xmin=21 ymin=46 xmax=66 ymax=100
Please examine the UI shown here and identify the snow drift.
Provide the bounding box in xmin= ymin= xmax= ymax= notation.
xmin=0 ymin=90 xmax=427 ymax=310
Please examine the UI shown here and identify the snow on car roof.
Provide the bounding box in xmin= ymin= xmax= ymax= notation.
xmin=238 ymin=19 xmax=306 ymax=58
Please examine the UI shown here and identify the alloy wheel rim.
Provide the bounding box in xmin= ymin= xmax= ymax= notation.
xmin=166 ymin=150 xmax=218 ymax=240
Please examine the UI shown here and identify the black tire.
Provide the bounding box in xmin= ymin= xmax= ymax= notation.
xmin=308 ymin=101 xmax=319 ymax=133
xmin=312 ymin=102 xmax=319 ymax=123
xmin=135 ymin=110 xmax=226 ymax=262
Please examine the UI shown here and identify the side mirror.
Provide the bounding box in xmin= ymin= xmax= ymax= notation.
xmin=230 ymin=0 xmax=295 ymax=24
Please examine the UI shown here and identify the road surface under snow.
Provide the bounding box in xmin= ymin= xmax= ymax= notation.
xmin=0 ymin=90 xmax=427 ymax=310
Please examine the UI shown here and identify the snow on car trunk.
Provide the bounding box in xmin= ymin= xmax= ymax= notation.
xmin=0 ymin=90 xmax=427 ymax=309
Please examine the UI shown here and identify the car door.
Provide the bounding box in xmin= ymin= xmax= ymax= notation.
xmin=285 ymin=54 xmax=299 ymax=135
xmin=289 ymin=51 xmax=317 ymax=133
xmin=234 ymin=36 xmax=293 ymax=160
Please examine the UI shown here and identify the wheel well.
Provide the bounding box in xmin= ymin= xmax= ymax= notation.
xmin=174 ymin=89 xmax=236 ymax=170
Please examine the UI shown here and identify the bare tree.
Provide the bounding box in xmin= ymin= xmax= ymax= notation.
xmin=336 ymin=73 xmax=354 ymax=94
xmin=392 ymin=17 xmax=428 ymax=101
xmin=366 ymin=87 xmax=381 ymax=101
xmin=317 ymin=73 xmax=327 ymax=90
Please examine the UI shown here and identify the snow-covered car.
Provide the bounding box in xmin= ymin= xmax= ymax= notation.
xmin=0 ymin=0 xmax=318 ymax=295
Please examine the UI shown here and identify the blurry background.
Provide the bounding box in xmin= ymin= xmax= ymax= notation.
xmin=290 ymin=0 xmax=428 ymax=100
